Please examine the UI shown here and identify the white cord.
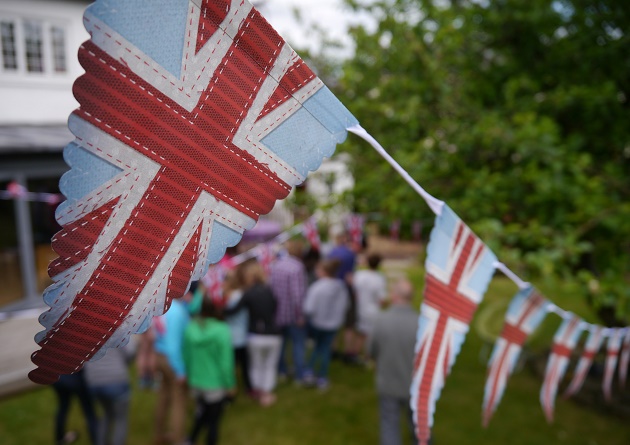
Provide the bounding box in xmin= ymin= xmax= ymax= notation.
xmin=348 ymin=125 xmax=445 ymax=216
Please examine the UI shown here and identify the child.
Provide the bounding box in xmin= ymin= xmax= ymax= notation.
xmin=183 ymin=299 xmax=235 ymax=445
xmin=303 ymin=259 xmax=349 ymax=390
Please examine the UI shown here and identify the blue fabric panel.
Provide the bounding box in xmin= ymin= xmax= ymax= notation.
xmin=204 ymin=220 xmax=242 ymax=269
xmin=261 ymin=107 xmax=341 ymax=178
xmin=57 ymin=142 xmax=122 ymax=216
xmin=302 ymin=87 xmax=358 ymax=134
xmin=87 ymin=0 xmax=188 ymax=77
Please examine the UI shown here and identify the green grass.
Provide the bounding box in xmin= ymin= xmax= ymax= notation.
xmin=1 ymin=271 xmax=629 ymax=444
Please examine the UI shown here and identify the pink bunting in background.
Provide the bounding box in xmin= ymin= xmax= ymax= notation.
xmin=563 ymin=325 xmax=605 ymax=398
xmin=603 ymin=329 xmax=623 ymax=402
xmin=410 ymin=205 xmax=496 ymax=445
xmin=257 ymin=243 xmax=275 ymax=275
xmin=29 ymin=0 xmax=358 ymax=384
xmin=618 ymin=329 xmax=630 ymax=388
xmin=540 ymin=316 xmax=584 ymax=423
xmin=347 ymin=213 xmax=364 ymax=246
xmin=302 ymin=216 xmax=321 ymax=251
xmin=482 ymin=287 xmax=548 ymax=427
xmin=202 ymin=264 xmax=228 ymax=306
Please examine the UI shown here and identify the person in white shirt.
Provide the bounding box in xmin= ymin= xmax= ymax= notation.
xmin=354 ymin=253 xmax=387 ymax=360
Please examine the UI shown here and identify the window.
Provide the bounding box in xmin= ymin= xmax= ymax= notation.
xmin=24 ymin=20 xmax=44 ymax=72
xmin=51 ymin=26 xmax=66 ymax=73
xmin=0 ymin=21 xmax=17 ymax=70
xmin=0 ymin=18 xmax=68 ymax=75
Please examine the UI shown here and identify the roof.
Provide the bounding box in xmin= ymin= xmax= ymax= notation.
xmin=0 ymin=125 xmax=73 ymax=154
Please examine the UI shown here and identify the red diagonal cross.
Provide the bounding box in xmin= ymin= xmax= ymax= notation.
xmin=31 ymin=10 xmax=294 ymax=384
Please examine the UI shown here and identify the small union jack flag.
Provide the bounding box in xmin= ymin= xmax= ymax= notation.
xmin=256 ymin=242 xmax=275 ymax=275
xmin=482 ymin=287 xmax=548 ymax=426
xmin=540 ymin=316 xmax=583 ymax=423
xmin=410 ymin=205 xmax=496 ymax=445
xmin=30 ymin=0 xmax=357 ymax=384
xmin=618 ymin=328 xmax=630 ymax=388
xmin=202 ymin=263 xmax=228 ymax=306
xmin=346 ymin=213 xmax=364 ymax=246
xmin=603 ymin=328 xmax=623 ymax=402
xmin=564 ymin=325 xmax=605 ymax=398
xmin=302 ymin=216 xmax=320 ymax=251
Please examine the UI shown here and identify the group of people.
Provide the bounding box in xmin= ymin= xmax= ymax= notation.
xmin=53 ymin=231 xmax=421 ymax=445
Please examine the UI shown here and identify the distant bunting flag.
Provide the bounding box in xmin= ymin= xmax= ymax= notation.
xmin=410 ymin=205 xmax=497 ymax=445
xmin=347 ymin=213 xmax=364 ymax=246
xmin=564 ymin=325 xmax=605 ymax=398
xmin=540 ymin=316 xmax=584 ymax=423
xmin=29 ymin=0 xmax=358 ymax=384
xmin=257 ymin=243 xmax=275 ymax=275
xmin=201 ymin=263 xmax=228 ymax=306
xmin=618 ymin=328 xmax=630 ymax=388
xmin=302 ymin=216 xmax=320 ymax=250
xmin=603 ymin=329 xmax=623 ymax=402
xmin=482 ymin=287 xmax=548 ymax=427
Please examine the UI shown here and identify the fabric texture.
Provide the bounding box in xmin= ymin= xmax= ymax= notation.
xmin=30 ymin=0 xmax=358 ymax=385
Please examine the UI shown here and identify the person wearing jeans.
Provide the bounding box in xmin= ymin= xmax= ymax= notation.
xmin=85 ymin=345 xmax=134 ymax=445
xmin=303 ymin=259 xmax=349 ymax=389
xmin=269 ymin=240 xmax=308 ymax=383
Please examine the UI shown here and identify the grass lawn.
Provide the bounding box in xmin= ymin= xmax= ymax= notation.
xmin=1 ymin=272 xmax=629 ymax=444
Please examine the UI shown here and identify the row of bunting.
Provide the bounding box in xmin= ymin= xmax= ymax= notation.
xmin=26 ymin=2 xmax=625 ymax=444
xmin=202 ymin=208 xmax=630 ymax=444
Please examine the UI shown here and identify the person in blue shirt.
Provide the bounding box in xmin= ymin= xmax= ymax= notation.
xmin=152 ymin=286 xmax=192 ymax=445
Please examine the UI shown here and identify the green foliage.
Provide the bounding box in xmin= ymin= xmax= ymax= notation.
xmin=338 ymin=0 xmax=630 ymax=320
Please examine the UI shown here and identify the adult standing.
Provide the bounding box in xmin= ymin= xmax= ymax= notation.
xmin=303 ymin=259 xmax=349 ymax=390
xmin=84 ymin=344 xmax=135 ymax=445
xmin=52 ymin=370 xmax=98 ymax=445
xmin=370 ymin=279 xmax=419 ymax=445
xmin=269 ymin=240 xmax=308 ymax=383
xmin=225 ymin=261 xmax=281 ymax=406
xmin=153 ymin=291 xmax=191 ymax=445
xmin=327 ymin=230 xmax=358 ymax=361
xmin=353 ymin=253 xmax=387 ymax=360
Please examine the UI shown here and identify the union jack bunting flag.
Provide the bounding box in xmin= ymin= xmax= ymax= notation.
xmin=410 ymin=205 xmax=497 ymax=445
xmin=603 ymin=328 xmax=623 ymax=402
xmin=564 ymin=325 xmax=605 ymax=398
xmin=347 ymin=213 xmax=364 ymax=246
xmin=302 ymin=216 xmax=320 ymax=250
xmin=201 ymin=263 xmax=228 ymax=305
xmin=618 ymin=328 xmax=630 ymax=388
xmin=30 ymin=0 xmax=358 ymax=384
xmin=540 ymin=316 xmax=584 ymax=423
xmin=482 ymin=287 xmax=548 ymax=426
xmin=257 ymin=242 xmax=275 ymax=275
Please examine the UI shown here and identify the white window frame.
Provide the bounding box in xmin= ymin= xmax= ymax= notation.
xmin=0 ymin=15 xmax=70 ymax=80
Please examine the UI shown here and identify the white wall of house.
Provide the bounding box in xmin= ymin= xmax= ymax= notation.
xmin=0 ymin=0 xmax=89 ymax=125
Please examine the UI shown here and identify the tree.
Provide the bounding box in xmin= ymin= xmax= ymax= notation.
xmin=336 ymin=0 xmax=630 ymax=320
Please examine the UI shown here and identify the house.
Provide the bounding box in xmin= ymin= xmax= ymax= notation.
xmin=0 ymin=0 xmax=89 ymax=308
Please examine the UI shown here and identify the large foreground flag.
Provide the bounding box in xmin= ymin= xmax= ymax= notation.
xmin=540 ymin=316 xmax=584 ymax=423
xmin=482 ymin=287 xmax=548 ymax=426
xmin=564 ymin=326 xmax=605 ymax=398
xmin=410 ymin=205 xmax=496 ymax=445
xmin=30 ymin=0 xmax=358 ymax=384
xmin=603 ymin=329 xmax=623 ymax=402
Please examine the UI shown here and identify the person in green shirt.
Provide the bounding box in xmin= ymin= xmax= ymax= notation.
xmin=183 ymin=298 xmax=235 ymax=445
